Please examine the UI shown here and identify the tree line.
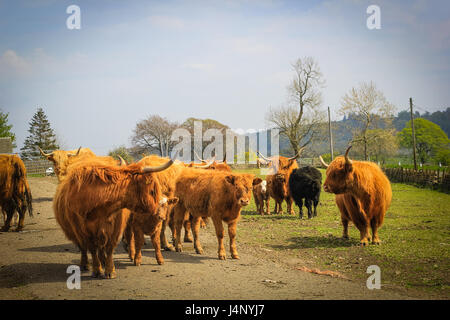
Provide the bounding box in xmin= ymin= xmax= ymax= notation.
xmin=1 ymin=56 xmax=449 ymax=166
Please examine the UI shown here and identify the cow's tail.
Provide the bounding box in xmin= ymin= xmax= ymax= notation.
xmin=24 ymin=182 xmax=33 ymax=217
xmin=14 ymin=160 xmax=33 ymax=217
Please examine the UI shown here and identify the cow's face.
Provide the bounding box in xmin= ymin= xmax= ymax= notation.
xmin=267 ymin=157 xmax=298 ymax=175
xmin=156 ymin=197 xmax=179 ymax=220
xmin=43 ymin=149 xmax=84 ymax=181
xmin=323 ymin=157 xmax=354 ymax=194
xmin=225 ymin=174 xmax=254 ymax=207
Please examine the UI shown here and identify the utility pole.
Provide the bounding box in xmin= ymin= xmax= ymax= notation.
xmin=410 ymin=97 xmax=418 ymax=171
xmin=328 ymin=106 xmax=334 ymax=160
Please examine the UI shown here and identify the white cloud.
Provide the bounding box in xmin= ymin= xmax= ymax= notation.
xmin=148 ymin=15 xmax=185 ymax=30
xmin=0 ymin=50 xmax=30 ymax=76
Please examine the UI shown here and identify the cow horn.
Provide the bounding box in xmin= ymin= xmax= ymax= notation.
xmin=68 ymin=146 xmax=82 ymax=157
xmin=257 ymin=151 xmax=271 ymax=162
xmin=192 ymin=160 xmax=214 ymax=169
xmin=344 ymin=146 xmax=353 ymax=166
xmin=319 ymin=155 xmax=329 ymax=168
xmin=38 ymin=146 xmax=51 ymax=157
xmin=193 ymin=150 xmax=206 ymax=163
xmin=288 ymin=147 xmax=305 ymax=161
xmin=142 ymin=159 xmax=174 ymax=173
xmin=118 ymin=155 xmax=127 ymax=166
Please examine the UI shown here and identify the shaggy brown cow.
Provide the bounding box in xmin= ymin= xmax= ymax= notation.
xmin=39 ymin=147 xmax=95 ymax=181
xmin=53 ymin=157 xmax=173 ymax=278
xmin=319 ymin=146 xmax=392 ymax=246
xmin=192 ymin=151 xmax=232 ymax=172
xmin=123 ymin=196 xmax=178 ymax=266
xmin=253 ymin=179 xmax=269 ymax=215
xmin=0 ymin=155 xmax=33 ymax=232
xmin=258 ymin=148 xmax=304 ymax=214
xmin=173 ymin=169 xmax=256 ymax=260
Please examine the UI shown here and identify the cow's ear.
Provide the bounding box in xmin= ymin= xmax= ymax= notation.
xmin=253 ymin=177 xmax=262 ymax=186
xmin=344 ymin=162 xmax=353 ymax=173
xmin=225 ymin=175 xmax=236 ymax=185
xmin=168 ymin=197 xmax=179 ymax=205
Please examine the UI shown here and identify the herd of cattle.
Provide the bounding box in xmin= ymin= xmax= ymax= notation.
xmin=0 ymin=145 xmax=392 ymax=279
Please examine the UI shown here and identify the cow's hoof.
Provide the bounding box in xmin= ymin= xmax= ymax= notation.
xmin=80 ymin=263 xmax=91 ymax=271
xmin=231 ymin=254 xmax=240 ymax=260
xmin=359 ymin=241 xmax=369 ymax=247
xmin=134 ymin=261 xmax=141 ymax=267
xmin=156 ymin=259 xmax=164 ymax=265
xmin=91 ymin=271 xmax=103 ymax=278
xmin=14 ymin=227 xmax=23 ymax=232
xmin=218 ymin=255 xmax=226 ymax=260
xmin=195 ymin=248 xmax=204 ymax=255
xmin=372 ymin=240 xmax=381 ymax=245
xmin=163 ymin=245 xmax=175 ymax=252
xmin=184 ymin=237 xmax=193 ymax=243
xmin=342 ymin=235 xmax=349 ymax=240
xmin=103 ymin=272 xmax=117 ymax=279
xmin=175 ymin=247 xmax=182 ymax=253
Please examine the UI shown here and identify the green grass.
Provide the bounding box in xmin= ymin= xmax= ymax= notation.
xmin=233 ymin=168 xmax=450 ymax=298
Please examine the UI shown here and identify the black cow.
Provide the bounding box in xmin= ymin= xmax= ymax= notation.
xmin=288 ymin=166 xmax=322 ymax=219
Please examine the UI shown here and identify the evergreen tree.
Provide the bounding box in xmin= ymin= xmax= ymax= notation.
xmin=0 ymin=110 xmax=16 ymax=149
xmin=21 ymin=108 xmax=59 ymax=159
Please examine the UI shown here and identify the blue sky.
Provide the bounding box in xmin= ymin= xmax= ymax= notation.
xmin=1 ymin=0 xmax=449 ymax=155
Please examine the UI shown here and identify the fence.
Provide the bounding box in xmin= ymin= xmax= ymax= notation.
xmin=23 ymin=159 xmax=54 ymax=176
xmin=382 ymin=167 xmax=450 ymax=193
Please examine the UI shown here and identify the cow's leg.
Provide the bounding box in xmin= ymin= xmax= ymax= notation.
xmin=298 ymin=198 xmax=304 ymax=219
xmin=211 ymin=216 xmax=226 ymax=260
xmin=305 ymin=199 xmax=313 ymax=219
xmin=15 ymin=207 xmax=25 ymax=231
xmin=350 ymin=199 xmax=371 ymax=246
xmin=103 ymin=244 xmax=117 ymax=279
xmin=227 ymin=220 xmax=239 ymax=259
xmin=200 ymin=217 xmax=207 ymax=229
xmin=184 ymin=217 xmax=193 ymax=243
xmin=0 ymin=206 xmax=14 ymax=232
xmin=88 ymin=244 xmax=103 ymax=278
xmin=150 ymin=222 xmax=164 ymax=265
xmin=287 ymin=197 xmax=295 ymax=215
xmin=265 ymin=199 xmax=270 ymax=215
xmin=13 ymin=212 xmax=19 ymax=227
xmin=370 ymin=218 xmax=381 ymax=245
xmin=192 ymin=216 xmax=204 ymax=255
xmin=133 ymin=228 xmax=145 ymax=266
xmin=160 ymin=218 xmax=175 ymax=251
xmin=255 ymin=198 xmax=260 ymax=214
xmin=123 ymin=222 xmax=134 ymax=261
xmin=336 ymin=196 xmax=350 ymax=240
xmin=341 ymin=217 xmax=349 ymax=240
xmin=80 ymin=246 xmax=90 ymax=271
xmin=358 ymin=224 xmax=371 ymax=246
xmin=313 ymin=198 xmax=319 ymax=217
xmin=173 ymin=205 xmax=187 ymax=252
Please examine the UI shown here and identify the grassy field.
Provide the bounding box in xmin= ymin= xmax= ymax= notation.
xmin=233 ymin=168 xmax=450 ymax=298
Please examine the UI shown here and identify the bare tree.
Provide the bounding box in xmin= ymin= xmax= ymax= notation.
xmin=340 ymin=81 xmax=395 ymax=160
xmin=131 ymin=115 xmax=179 ymax=157
xmin=266 ymin=57 xmax=325 ymax=155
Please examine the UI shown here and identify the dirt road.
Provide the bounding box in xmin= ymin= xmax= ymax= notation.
xmin=0 ymin=177 xmax=414 ymax=300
